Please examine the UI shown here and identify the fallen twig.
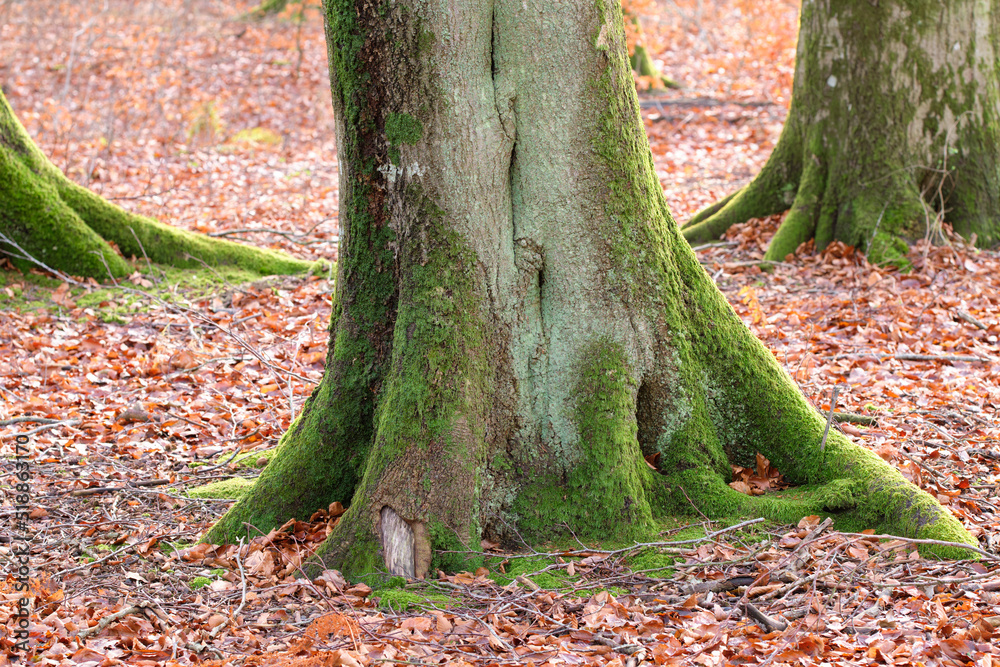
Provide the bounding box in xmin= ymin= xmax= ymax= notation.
xmin=820 ymin=386 xmax=839 ymax=454
xmin=834 ymin=352 xmax=990 ymax=363
xmin=76 ymin=602 xmax=150 ymax=639
xmin=833 ymin=412 xmax=877 ymax=425
xmin=2 ymin=419 xmax=81 ymax=437
xmin=955 ymin=309 xmax=987 ymax=330
xmin=743 ymin=602 xmax=788 ymax=632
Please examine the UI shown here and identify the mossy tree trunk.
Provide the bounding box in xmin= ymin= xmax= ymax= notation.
xmin=0 ymin=87 xmax=311 ymax=279
xmin=682 ymin=0 xmax=1000 ymax=263
xmin=206 ymin=0 xmax=977 ymax=576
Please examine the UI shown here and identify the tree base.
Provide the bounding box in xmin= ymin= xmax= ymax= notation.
xmin=681 ymin=0 xmax=1000 ymax=260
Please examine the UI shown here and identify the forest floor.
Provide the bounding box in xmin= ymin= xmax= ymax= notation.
xmin=1 ymin=1 xmax=999 ymax=665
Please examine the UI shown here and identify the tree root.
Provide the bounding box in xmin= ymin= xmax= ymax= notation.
xmin=1 ymin=88 xmax=314 ymax=279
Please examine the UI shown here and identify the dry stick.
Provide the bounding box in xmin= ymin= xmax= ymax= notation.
xmin=834 ymin=352 xmax=990 ymax=363
xmin=835 ymin=531 xmax=997 ymax=561
xmin=436 ymin=517 xmax=767 ymax=563
xmin=690 ymin=241 xmax=739 ymax=252
xmin=129 ymin=226 xmax=158 ymax=284
xmin=205 ymin=539 xmax=249 ymax=641
xmin=0 ymin=417 xmax=65 ymax=426
xmin=897 ymin=449 xmax=937 ymax=479
xmin=69 ymin=479 xmax=172 ymax=496
xmin=55 ymin=531 xmax=192 ymax=577
xmin=956 ymin=309 xmax=988 ymax=330
xmin=195 ymin=447 xmax=245 ymax=474
xmin=819 ymin=386 xmax=839 ymax=455
xmin=207 ymin=218 xmax=333 ymax=244
xmin=13 ymin=419 xmax=81 ymax=437
xmin=163 ymin=355 xmax=240 ymax=379
xmin=743 ymin=601 xmax=788 ymax=633
xmin=789 ymin=517 xmax=834 ymax=569
xmin=76 ymin=602 xmax=149 ymax=639
xmin=925 ymin=420 xmax=957 ymax=443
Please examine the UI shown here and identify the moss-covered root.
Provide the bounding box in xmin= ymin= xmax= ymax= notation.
xmin=0 ymin=88 xmax=312 ymax=279
xmin=631 ymin=44 xmax=680 ymax=90
xmin=59 ymin=180 xmax=313 ymax=276
xmin=239 ymin=0 xmax=290 ymax=21
xmin=681 ymin=143 xmax=799 ymax=245
xmin=762 ymin=146 xmax=825 ymax=261
xmin=669 ymin=243 xmax=978 ymax=557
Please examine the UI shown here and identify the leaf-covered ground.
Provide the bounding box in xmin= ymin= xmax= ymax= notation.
xmin=1 ymin=1 xmax=998 ymax=665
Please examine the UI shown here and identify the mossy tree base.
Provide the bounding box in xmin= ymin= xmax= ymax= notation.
xmin=0 ymin=88 xmax=313 ymax=279
xmin=206 ymin=0 xmax=978 ymax=578
xmin=682 ymin=0 xmax=1000 ymax=263
xmin=631 ymin=44 xmax=680 ymax=90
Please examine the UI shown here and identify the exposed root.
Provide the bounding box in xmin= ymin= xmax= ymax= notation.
xmin=1 ymin=88 xmax=313 ymax=279
xmin=763 ymin=149 xmax=825 ymax=261
xmin=681 ymin=143 xmax=798 ymax=245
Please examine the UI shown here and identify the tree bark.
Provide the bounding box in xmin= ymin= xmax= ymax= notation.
xmin=0 ymin=87 xmax=312 ymax=278
xmin=682 ymin=0 xmax=1000 ymax=264
xmin=206 ymin=0 xmax=978 ymax=576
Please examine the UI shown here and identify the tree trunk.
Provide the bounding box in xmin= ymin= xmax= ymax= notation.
xmin=0 ymin=88 xmax=312 ymax=278
xmin=682 ymin=0 xmax=1000 ymax=264
xmin=206 ymin=0 xmax=977 ymax=576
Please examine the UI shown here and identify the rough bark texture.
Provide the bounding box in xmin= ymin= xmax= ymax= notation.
xmin=682 ymin=0 xmax=1000 ymax=264
xmin=206 ymin=0 xmax=978 ymax=576
xmin=0 ymin=87 xmax=312 ymax=278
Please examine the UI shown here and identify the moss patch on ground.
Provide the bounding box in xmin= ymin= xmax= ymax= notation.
xmin=0 ymin=268 xmax=62 ymax=310
xmin=0 ymin=260 xmax=329 ymax=318
xmin=373 ymin=588 xmax=453 ymax=612
xmin=187 ymin=477 xmax=256 ymax=500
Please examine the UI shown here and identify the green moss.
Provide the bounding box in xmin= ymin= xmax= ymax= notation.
xmin=367 ymin=193 xmax=487 ymax=467
xmin=381 ymin=576 xmax=407 ymax=589
xmin=630 ymin=44 xmax=680 ymax=89
xmin=374 ymin=589 xmax=451 ymax=611
xmin=229 ymin=127 xmax=283 ymax=147
xmin=763 ymin=138 xmax=825 ymax=261
xmin=0 ymin=88 xmax=313 ymax=280
xmin=188 ymin=477 xmax=255 ymax=500
xmin=159 ymin=540 xmax=193 ymax=556
xmin=867 ymin=232 xmax=913 ymax=271
xmin=220 ymin=448 xmax=278 ymax=469
xmin=428 ymin=521 xmax=482 ymax=573
xmin=514 ymin=341 xmax=655 ymax=541
xmin=189 ymin=576 xmax=212 ymax=590
xmin=0 ymin=267 xmax=61 ymax=310
xmin=626 ymin=550 xmax=676 ymax=576
xmin=384 ymin=112 xmax=423 ymax=146
xmin=240 ymin=0 xmax=290 ymax=21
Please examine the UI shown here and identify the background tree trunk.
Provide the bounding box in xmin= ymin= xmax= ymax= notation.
xmin=206 ymin=0 xmax=977 ymax=576
xmin=682 ymin=0 xmax=1000 ymax=264
xmin=0 ymin=87 xmax=312 ymax=278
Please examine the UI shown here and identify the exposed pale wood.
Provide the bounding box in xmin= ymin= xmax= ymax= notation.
xmin=380 ymin=506 xmax=415 ymax=577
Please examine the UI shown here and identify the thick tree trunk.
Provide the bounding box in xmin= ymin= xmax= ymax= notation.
xmin=682 ymin=0 xmax=1000 ymax=264
xmin=206 ymin=0 xmax=977 ymax=575
xmin=0 ymin=88 xmax=312 ymax=278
